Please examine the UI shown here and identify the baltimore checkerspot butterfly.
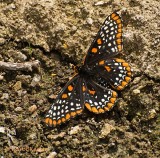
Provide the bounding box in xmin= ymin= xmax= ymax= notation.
xmin=45 ymin=12 xmax=132 ymax=127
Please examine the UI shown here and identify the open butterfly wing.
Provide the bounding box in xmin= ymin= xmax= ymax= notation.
xmin=94 ymin=58 xmax=132 ymax=90
xmin=83 ymin=79 xmax=117 ymax=113
xmin=45 ymin=74 xmax=84 ymax=127
xmin=84 ymin=12 xmax=123 ymax=65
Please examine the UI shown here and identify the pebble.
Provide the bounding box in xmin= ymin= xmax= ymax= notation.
xmin=17 ymin=90 xmax=23 ymax=96
xmin=133 ymin=77 xmax=141 ymax=84
xmin=17 ymin=90 xmax=27 ymax=96
xmin=1 ymin=93 xmax=9 ymax=99
xmin=0 ymin=38 xmax=6 ymax=45
xmin=13 ymin=81 xmax=22 ymax=91
xmin=0 ymin=114 xmax=5 ymax=119
xmin=28 ymin=105 xmax=37 ymax=113
xmin=15 ymin=51 xmax=27 ymax=61
xmin=94 ymin=1 xmax=105 ymax=6
xmin=29 ymin=133 xmax=37 ymax=139
xmin=69 ymin=125 xmax=81 ymax=135
xmin=31 ymin=74 xmax=41 ymax=87
xmin=133 ymin=89 xmax=141 ymax=94
xmin=15 ymin=107 xmax=23 ymax=112
xmin=148 ymin=109 xmax=156 ymax=119
xmin=0 ymin=75 xmax=4 ymax=80
xmin=99 ymin=123 xmax=115 ymax=138
xmin=0 ymin=127 xmax=5 ymax=134
xmin=49 ymin=94 xmax=57 ymax=99
xmin=47 ymin=132 xmax=66 ymax=140
xmin=72 ymin=26 xmax=77 ymax=31
xmin=37 ymin=99 xmax=44 ymax=105
xmin=86 ymin=18 xmax=93 ymax=25
xmin=46 ymin=152 xmax=57 ymax=158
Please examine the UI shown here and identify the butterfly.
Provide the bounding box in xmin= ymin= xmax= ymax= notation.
xmin=45 ymin=12 xmax=132 ymax=127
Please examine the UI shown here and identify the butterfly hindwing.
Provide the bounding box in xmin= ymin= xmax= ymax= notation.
xmin=95 ymin=58 xmax=132 ymax=90
xmin=84 ymin=12 xmax=123 ymax=64
xmin=83 ymin=79 xmax=117 ymax=113
xmin=45 ymin=74 xmax=84 ymax=127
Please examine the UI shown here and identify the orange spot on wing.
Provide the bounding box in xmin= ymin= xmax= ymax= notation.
xmin=85 ymin=103 xmax=91 ymax=111
xmin=117 ymin=85 xmax=123 ymax=90
xmin=118 ymin=45 xmax=122 ymax=51
xmin=127 ymin=72 xmax=132 ymax=76
xmin=117 ymin=39 xmax=122 ymax=44
xmin=45 ymin=118 xmax=56 ymax=126
xmin=91 ymin=107 xmax=98 ymax=113
xmin=126 ymin=67 xmax=131 ymax=71
xmin=116 ymin=19 xmax=121 ymax=24
xmin=48 ymin=119 xmax=52 ymax=125
xmin=62 ymin=94 xmax=68 ymax=99
xmin=99 ymin=60 xmax=105 ymax=65
xmin=110 ymin=98 xmax=116 ymax=104
xmin=111 ymin=13 xmax=117 ymax=18
xmin=118 ymin=28 xmax=122 ymax=33
xmin=91 ymin=48 xmax=98 ymax=53
xmin=68 ymin=85 xmax=73 ymax=91
xmin=45 ymin=118 xmax=57 ymax=126
xmin=116 ymin=59 xmax=125 ymax=63
xmin=71 ymin=112 xmax=76 ymax=117
xmin=112 ymin=91 xmax=117 ymax=97
xmin=121 ymin=81 xmax=127 ymax=87
xmin=116 ymin=33 xmax=122 ymax=38
xmin=76 ymin=109 xmax=83 ymax=114
xmin=118 ymin=23 xmax=122 ymax=29
xmin=57 ymin=119 xmax=61 ymax=124
xmin=122 ymin=62 xmax=129 ymax=67
xmin=107 ymin=103 xmax=114 ymax=109
xmin=66 ymin=113 xmax=70 ymax=120
xmin=82 ymin=86 xmax=86 ymax=92
xmin=62 ymin=43 xmax=68 ymax=49
xmin=53 ymin=120 xmax=57 ymax=126
xmin=45 ymin=118 xmax=50 ymax=124
xmin=105 ymin=66 xmax=111 ymax=72
xmin=125 ymin=77 xmax=131 ymax=82
xmin=113 ymin=16 xmax=119 ymax=21
xmin=89 ymin=90 xmax=96 ymax=95
xmin=99 ymin=108 xmax=104 ymax=113
xmin=97 ymin=38 xmax=102 ymax=45
xmin=104 ymin=107 xmax=109 ymax=111
xmin=61 ymin=118 xmax=66 ymax=122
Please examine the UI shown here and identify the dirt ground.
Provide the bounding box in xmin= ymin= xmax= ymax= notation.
xmin=0 ymin=0 xmax=159 ymax=158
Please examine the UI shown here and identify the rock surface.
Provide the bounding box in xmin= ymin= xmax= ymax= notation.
xmin=0 ymin=0 xmax=159 ymax=157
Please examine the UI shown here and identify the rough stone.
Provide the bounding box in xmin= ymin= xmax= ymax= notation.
xmin=13 ymin=81 xmax=22 ymax=91
xmin=99 ymin=123 xmax=115 ymax=138
xmin=15 ymin=107 xmax=23 ymax=112
xmin=28 ymin=105 xmax=37 ymax=113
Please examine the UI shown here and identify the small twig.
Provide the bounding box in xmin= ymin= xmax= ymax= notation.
xmin=0 ymin=60 xmax=40 ymax=71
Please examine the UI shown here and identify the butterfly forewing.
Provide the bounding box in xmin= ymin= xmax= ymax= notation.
xmin=45 ymin=74 xmax=84 ymax=127
xmin=84 ymin=12 xmax=123 ymax=65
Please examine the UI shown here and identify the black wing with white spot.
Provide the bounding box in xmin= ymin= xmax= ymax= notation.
xmin=84 ymin=12 xmax=123 ymax=65
xmin=45 ymin=74 xmax=84 ymax=127
xmin=95 ymin=58 xmax=132 ymax=90
xmin=83 ymin=79 xmax=117 ymax=113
